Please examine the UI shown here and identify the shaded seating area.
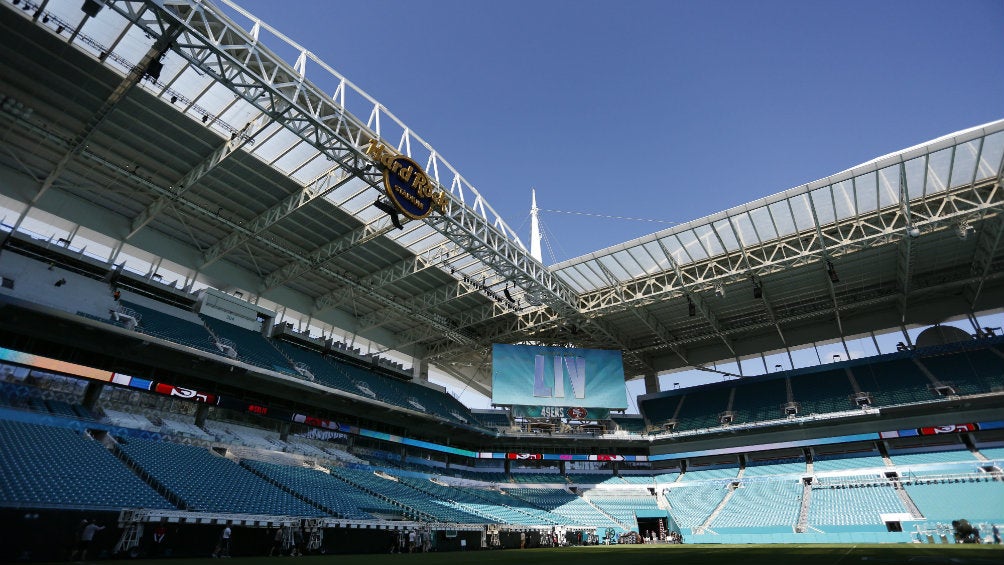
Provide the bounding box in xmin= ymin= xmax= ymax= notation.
xmin=119 ymin=300 xmax=218 ymax=354
xmin=242 ymin=459 xmax=400 ymax=520
xmin=329 ymin=467 xmax=487 ymax=523
xmin=115 ymin=437 xmax=324 ymax=516
xmin=202 ymin=317 xmax=297 ymax=374
xmin=0 ymin=420 xmax=174 ymax=510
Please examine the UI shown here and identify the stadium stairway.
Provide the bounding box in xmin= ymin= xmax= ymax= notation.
xmin=796 ymin=480 xmax=812 ymax=532
xmin=103 ymin=432 xmax=188 ymax=510
xmin=326 ymin=467 xmax=438 ymax=522
xmin=695 ymin=483 xmax=738 ymax=534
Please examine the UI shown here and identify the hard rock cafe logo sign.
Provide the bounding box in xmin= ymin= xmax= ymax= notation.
xmin=366 ymin=139 xmax=448 ymax=219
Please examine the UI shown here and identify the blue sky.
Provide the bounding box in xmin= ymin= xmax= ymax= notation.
xmin=230 ymin=0 xmax=1004 ymax=264
xmin=224 ymin=0 xmax=1004 ymax=409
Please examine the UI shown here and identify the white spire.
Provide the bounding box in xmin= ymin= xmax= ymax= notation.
xmin=530 ymin=189 xmax=542 ymax=262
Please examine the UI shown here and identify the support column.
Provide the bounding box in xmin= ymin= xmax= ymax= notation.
xmin=193 ymin=403 xmax=209 ymax=428
xmin=412 ymin=358 xmax=429 ymax=382
xmin=279 ymin=421 xmax=291 ymax=442
xmin=643 ymin=372 xmax=660 ymax=395
xmin=81 ymin=382 xmax=104 ymax=412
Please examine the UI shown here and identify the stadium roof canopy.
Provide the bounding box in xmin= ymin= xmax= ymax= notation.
xmin=1 ymin=0 xmax=1003 ymax=398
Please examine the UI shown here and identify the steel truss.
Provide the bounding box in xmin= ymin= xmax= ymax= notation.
xmin=5 ymin=0 xmax=1003 ymax=384
xmin=574 ymin=179 xmax=1003 ymax=315
xmin=91 ymin=0 xmax=640 ymax=354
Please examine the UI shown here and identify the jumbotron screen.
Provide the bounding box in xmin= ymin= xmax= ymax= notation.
xmin=491 ymin=344 xmax=627 ymax=410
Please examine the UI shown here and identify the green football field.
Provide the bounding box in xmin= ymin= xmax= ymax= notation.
xmin=56 ymin=544 xmax=1004 ymax=565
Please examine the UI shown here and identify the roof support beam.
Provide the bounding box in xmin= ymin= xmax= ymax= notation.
xmin=127 ymin=113 xmax=267 ymax=239
xmin=257 ymin=211 xmax=396 ymax=291
xmin=656 ymin=237 xmax=735 ymax=356
xmin=896 ymin=162 xmax=915 ymax=322
xmin=629 ymin=308 xmax=691 ymax=366
xmin=18 ymin=13 xmax=178 ymax=219
xmin=200 ymin=166 xmax=372 ymax=269
xmin=312 ymin=252 xmax=436 ymax=314
xmin=965 ymin=213 xmax=1004 ymax=310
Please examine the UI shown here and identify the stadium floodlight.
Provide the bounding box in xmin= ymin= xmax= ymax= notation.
xmin=81 ymin=0 xmax=103 ymax=18
xmin=502 ymin=284 xmax=516 ymax=303
xmin=145 ymin=57 xmax=165 ymax=82
xmin=955 ymin=222 xmax=972 ymax=240
xmin=750 ymin=276 xmax=762 ymax=299
xmin=826 ymin=260 xmax=839 ymax=283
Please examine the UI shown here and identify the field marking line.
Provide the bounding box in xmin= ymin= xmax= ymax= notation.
xmin=832 ymin=544 xmax=858 ymax=565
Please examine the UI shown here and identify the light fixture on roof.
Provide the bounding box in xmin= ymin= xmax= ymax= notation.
xmin=826 ymin=260 xmax=839 ymax=283
xmin=502 ymin=284 xmax=516 ymax=303
xmin=81 ymin=0 xmax=103 ymax=18
xmin=714 ymin=283 xmax=724 ymax=297
xmin=145 ymin=55 xmax=165 ymax=82
xmin=955 ymin=222 xmax=972 ymax=240
xmin=373 ymin=198 xmax=403 ymax=230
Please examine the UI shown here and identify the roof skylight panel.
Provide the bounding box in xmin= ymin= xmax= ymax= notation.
xmin=977 ymin=131 xmax=1004 ymax=180
xmin=582 ymin=261 xmax=615 ymax=288
xmin=705 ymin=220 xmax=736 ymax=254
xmin=877 ymin=165 xmax=900 ymax=209
xmin=730 ymin=211 xmax=759 ymax=249
xmin=640 ymin=241 xmax=671 ymax=272
xmin=110 ymin=22 xmax=161 ymax=69
xmin=322 ymin=176 xmax=370 ymax=210
xmin=831 ymin=180 xmax=856 ymax=219
xmin=692 ymin=224 xmax=723 ymax=257
xmin=748 ymin=206 xmax=776 ymax=241
xmin=289 ymin=154 xmax=338 ymax=186
xmin=854 ymin=171 xmax=880 ymax=215
xmin=809 ymin=187 xmax=836 ymax=225
xmin=626 ymin=245 xmax=660 ymax=276
xmin=215 ymin=99 xmax=261 ymax=133
xmin=924 ymin=147 xmax=953 ymax=194
xmin=659 ymin=234 xmax=689 ymax=265
xmin=553 ymin=268 xmax=588 ymax=294
xmin=72 ymin=4 xmax=127 ymax=54
xmin=198 ymin=81 xmax=243 ymax=117
xmin=903 ymin=156 xmax=926 ymax=202
xmin=768 ymin=200 xmax=797 ymax=238
xmin=592 ymin=256 xmax=627 ymax=284
xmin=675 ymin=229 xmax=708 ymax=262
xmin=270 ymin=140 xmax=317 ymax=176
xmin=611 ymin=250 xmax=645 ymax=279
xmin=251 ymin=127 xmax=301 ymax=163
xmin=161 ymin=67 xmax=216 ymax=108
xmin=949 ymin=139 xmax=980 ymax=188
